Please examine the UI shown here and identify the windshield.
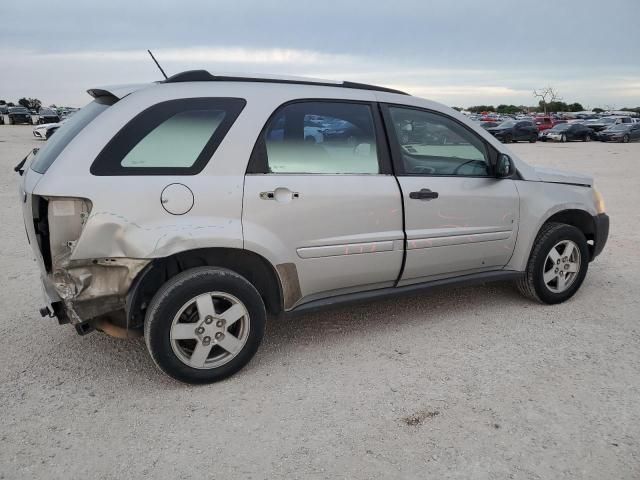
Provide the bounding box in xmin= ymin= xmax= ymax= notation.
xmin=497 ymin=120 xmax=516 ymax=128
xmin=9 ymin=107 xmax=29 ymax=113
xmin=550 ymin=123 xmax=571 ymax=131
xmin=39 ymin=108 xmax=56 ymax=115
xmin=31 ymin=98 xmax=115 ymax=174
xmin=608 ymin=124 xmax=629 ymax=131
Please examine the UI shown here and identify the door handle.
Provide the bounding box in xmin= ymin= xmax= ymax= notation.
xmin=260 ymin=188 xmax=300 ymax=201
xmin=409 ymin=188 xmax=439 ymax=200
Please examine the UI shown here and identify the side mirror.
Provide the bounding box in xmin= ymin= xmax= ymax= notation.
xmin=496 ymin=153 xmax=514 ymax=178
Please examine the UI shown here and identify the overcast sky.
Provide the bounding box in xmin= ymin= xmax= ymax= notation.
xmin=1 ymin=0 xmax=639 ymax=108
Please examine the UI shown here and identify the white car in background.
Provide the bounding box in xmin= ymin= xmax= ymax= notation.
xmin=32 ymin=120 xmax=66 ymax=140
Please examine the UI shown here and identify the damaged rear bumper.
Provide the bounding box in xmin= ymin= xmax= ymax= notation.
xmin=46 ymin=257 xmax=150 ymax=329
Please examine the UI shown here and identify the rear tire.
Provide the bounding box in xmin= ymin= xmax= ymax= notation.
xmin=529 ymin=134 xmax=537 ymax=143
xmin=623 ymin=134 xmax=630 ymax=143
xmin=144 ymin=267 xmax=266 ymax=384
xmin=516 ymin=223 xmax=589 ymax=304
xmin=561 ymin=134 xmax=567 ymax=143
xmin=504 ymin=134 xmax=512 ymax=144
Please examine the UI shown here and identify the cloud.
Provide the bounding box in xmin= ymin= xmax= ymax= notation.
xmin=1 ymin=44 xmax=639 ymax=109
xmin=41 ymin=47 xmax=356 ymax=66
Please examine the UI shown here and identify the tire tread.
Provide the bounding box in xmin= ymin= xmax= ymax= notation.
xmin=516 ymin=222 xmax=564 ymax=303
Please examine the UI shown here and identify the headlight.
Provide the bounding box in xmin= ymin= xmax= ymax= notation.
xmin=594 ymin=189 xmax=606 ymax=214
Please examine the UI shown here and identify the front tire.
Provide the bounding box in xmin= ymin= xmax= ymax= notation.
xmin=561 ymin=134 xmax=567 ymax=143
xmin=623 ymin=134 xmax=630 ymax=143
xmin=144 ymin=267 xmax=266 ymax=384
xmin=529 ymin=134 xmax=537 ymax=143
xmin=516 ymin=223 xmax=589 ymax=304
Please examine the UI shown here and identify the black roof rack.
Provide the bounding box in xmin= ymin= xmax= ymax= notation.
xmin=162 ymin=70 xmax=409 ymax=96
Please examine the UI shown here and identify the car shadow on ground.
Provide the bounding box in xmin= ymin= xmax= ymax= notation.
xmin=13 ymin=280 xmax=526 ymax=389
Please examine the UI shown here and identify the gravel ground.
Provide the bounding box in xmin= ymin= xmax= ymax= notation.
xmin=1 ymin=125 xmax=638 ymax=479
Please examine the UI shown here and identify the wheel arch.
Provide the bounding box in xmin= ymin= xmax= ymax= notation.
xmin=126 ymin=247 xmax=285 ymax=330
xmin=540 ymin=208 xmax=596 ymax=258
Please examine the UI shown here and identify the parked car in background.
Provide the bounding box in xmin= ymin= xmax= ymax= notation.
xmin=486 ymin=119 xmax=538 ymax=143
xmin=534 ymin=116 xmax=566 ymax=132
xmin=0 ymin=105 xmax=8 ymax=124
xmin=6 ymin=106 xmax=32 ymax=125
xmin=585 ymin=116 xmax=633 ymax=132
xmin=33 ymin=120 xmax=64 ymax=140
xmin=38 ymin=108 xmax=60 ymax=124
xmin=597 ymin=123 xmax=640 ymax=143
xmin=539 ymin=123 xmax=593 ymax=142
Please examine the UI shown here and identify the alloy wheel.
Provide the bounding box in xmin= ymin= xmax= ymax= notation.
xmin=542 ymin=240 xmax=581 ymax=293
xmin=170 ymin=291 xmax=250 ymax=369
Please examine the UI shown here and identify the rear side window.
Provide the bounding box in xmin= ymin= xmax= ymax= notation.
xmin=31 ymin=97 xmax=115 ymax=174
xmin=250 ymin=101 xmax=382 ymax=174
xmin=91 ymin=97 xmax=246 ymax=175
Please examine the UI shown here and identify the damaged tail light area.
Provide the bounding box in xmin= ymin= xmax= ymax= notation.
xmin=46 ymin=197 xmax=93 ymax=270
xmin=32 ymin=196 xmax=93 ymax=274
xmin=34 ymin=196 xmax=149 ymax=326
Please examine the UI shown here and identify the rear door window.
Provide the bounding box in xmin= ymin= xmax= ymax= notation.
xmin=250 ymin=101 xmax=382 ymax=174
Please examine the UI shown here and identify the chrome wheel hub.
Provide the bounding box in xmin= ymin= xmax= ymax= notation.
xmin=543 ymin=240 xmax=581 ymax=293
xmin=170 ymin=292 xmax=250 ymax=369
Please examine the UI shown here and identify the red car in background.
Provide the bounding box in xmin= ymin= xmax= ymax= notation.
xmin=534 ymin=116 xmax=567 ymax=132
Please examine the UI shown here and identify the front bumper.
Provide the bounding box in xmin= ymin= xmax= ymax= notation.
xmin=592 ymin=213 xmax=609 ymax=259
xmin=541 ymin=134 xmax=562 ymax=141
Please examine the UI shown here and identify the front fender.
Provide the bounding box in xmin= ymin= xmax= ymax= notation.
xmin=507 ymin=181 xmax=597 ymax=271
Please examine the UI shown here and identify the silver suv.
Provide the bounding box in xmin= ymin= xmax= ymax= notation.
xmin=16 ymin=71 xmax=609 ymax=383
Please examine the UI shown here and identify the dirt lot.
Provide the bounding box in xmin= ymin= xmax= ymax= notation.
xmin=1 ymin=125 xmax=638 ymax=479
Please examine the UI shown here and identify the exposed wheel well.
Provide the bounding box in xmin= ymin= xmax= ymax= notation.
xmin=126 ymin=248 xmax=283 ymax=330
xmin=543 ymin=209 xmax=596 ymax=258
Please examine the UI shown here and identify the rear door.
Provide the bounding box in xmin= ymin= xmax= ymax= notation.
xmin=243 ymin=100 xmax=404 ymax=308
xmin=381 ymin=105 xmax=519 ymax=285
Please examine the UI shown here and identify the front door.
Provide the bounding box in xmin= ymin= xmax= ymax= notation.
xmin=382 ymin=105 xmax=519 ymax=285
xmin=243 ymin=100 xmax=404 ymax=308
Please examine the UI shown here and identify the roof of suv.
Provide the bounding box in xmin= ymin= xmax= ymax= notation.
xmin=88 ymin=70 xmax=409 ymax=100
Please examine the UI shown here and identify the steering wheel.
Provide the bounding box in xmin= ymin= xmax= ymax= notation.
xmin=452 ymin=159 xmax=481 ymax=175
xmin=413 ymin=165 xmax=436 ymax=174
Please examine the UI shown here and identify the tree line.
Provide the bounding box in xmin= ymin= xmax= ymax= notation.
xmin=462 ymin=101 xmax=587 ymax=114
xmin=0 ymin=98 xmax=45 ymax=111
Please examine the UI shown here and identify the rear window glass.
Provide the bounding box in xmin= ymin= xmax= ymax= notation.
xmin=120 ymin=109 xmax=226 ymax=168
xmin=31 ymin=98 xmax=114 ymax=174
xmin=91 ymin=97 xmax=246 ymax=175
